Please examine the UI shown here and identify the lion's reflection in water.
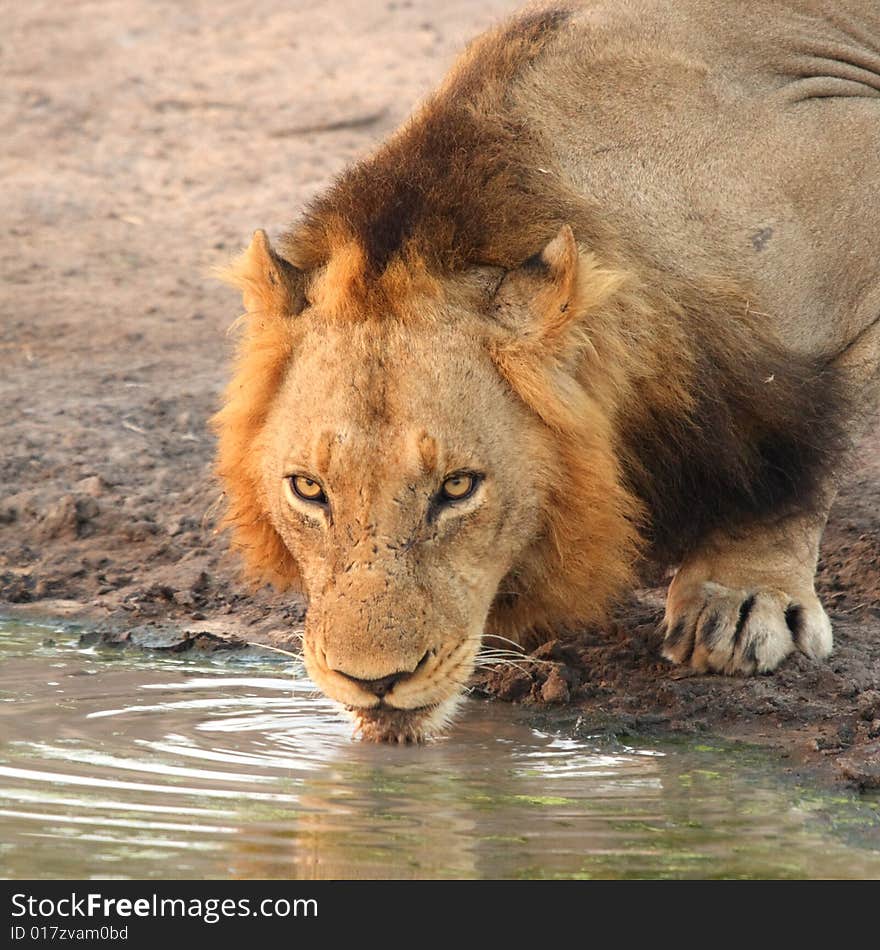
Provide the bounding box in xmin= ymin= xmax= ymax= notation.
xmin=220 ymin=703 xmax=667 ymax=880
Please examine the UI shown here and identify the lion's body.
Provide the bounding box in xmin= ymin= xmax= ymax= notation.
xmin=216 ymin=1 xmax=880 ymax=740
xmin=523 ymin=0 xmax=880 ymax=355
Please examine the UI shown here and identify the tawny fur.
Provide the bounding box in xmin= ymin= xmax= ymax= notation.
xmin=214 ymin=1 xmax=880 ymax=740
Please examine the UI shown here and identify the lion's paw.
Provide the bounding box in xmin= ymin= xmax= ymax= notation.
xmin=661 ymin=581 xmax=832 ymax=675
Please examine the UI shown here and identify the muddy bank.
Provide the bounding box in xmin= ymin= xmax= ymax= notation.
xmin=1 ymin=0 xmax=879 ymax=789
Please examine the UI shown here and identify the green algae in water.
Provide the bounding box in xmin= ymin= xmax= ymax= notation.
xmin=0 ymin=616 xmax=878 ymax=880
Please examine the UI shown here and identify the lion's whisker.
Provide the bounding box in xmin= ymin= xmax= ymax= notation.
xmin=477 ymin=650 xmax=530 ymax=660
xmin=473 ymin=658 xmax=541 ymax=674
xmin=481 ymin=634 xmax=527 ymax=652
xmin=245 ymin=640 xmax=303 ymax=660
xmin=476 ymin=650 xmax=556 ymax=668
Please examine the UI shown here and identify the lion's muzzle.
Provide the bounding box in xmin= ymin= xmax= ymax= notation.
xmin=303 ymin=604 xmax=481 ymax=742
xmin=297 ymin=548 xmax=495 ymax=740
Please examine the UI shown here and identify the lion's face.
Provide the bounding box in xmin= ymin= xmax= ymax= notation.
xmin=216 ymin=227 xmax=640 ymax=742
xmin=258 ymin=317 xmax=548 ymax=742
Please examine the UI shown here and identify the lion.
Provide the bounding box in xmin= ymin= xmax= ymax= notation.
xmin=214 ymin=1 xmax=880 ymax=742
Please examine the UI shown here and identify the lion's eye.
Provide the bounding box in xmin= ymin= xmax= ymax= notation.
xmin=440 ymin=473 xmax=478 ymax=502
xmin=289 ymin=475 xmax=327 ymax=504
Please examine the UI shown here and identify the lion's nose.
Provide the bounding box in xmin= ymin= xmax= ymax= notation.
xmin=336 ymin=669 xmax=411 ymax=698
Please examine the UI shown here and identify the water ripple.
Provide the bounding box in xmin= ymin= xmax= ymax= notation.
xmin=1 ymin=617 xmax=879 ymax=880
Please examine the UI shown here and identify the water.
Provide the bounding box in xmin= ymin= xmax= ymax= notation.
xmin=1 ymin=617 xmax=878 ymax=879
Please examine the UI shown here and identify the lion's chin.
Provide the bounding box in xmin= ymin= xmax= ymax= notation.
xmin=346 ymin=696 xmax=464 ymax=744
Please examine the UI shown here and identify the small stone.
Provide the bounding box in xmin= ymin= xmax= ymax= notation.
xmin=38 ymin=495 xmax=79 ymax=540
xmin=75 ymin=475 xmax=108 ymax=497
xmin=858 ymin=690 xmax=880 ymax=721
xmin=493 ymin=666 xmax=532 ymax=702
xmin=837 ymin=741 xmax=880 ymax=789
xmin=100 ymin=630 xmax=132 ymax=646
xmin=540 ymin=667 xmax=571 ymax=704
xmin=531 ymin=640 xmax=565 ymax=662
xmin=37 ymin=493 xmax=100 ymax=539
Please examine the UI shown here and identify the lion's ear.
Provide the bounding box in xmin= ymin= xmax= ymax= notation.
xmin=492 ymin=225 xmax=622 ymax=356
xmin=488 ymin=226 xmax=626 ymax=431
xmin=218 ymin=229 xmax=305 ymax=317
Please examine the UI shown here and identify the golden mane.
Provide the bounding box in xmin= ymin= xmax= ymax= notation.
xmin=212 ymin=233 xmax=303 ymax=590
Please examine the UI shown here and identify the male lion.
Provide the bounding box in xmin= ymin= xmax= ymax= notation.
xmin=215 ymin=1 xmax=880 ymax=741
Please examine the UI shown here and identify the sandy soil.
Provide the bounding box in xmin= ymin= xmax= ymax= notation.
xmin=2 ymin=0 xmax=878 ymax=787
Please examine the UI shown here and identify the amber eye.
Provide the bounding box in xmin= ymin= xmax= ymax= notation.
xmin=289 ymin=475 xmax=327 ymax=504
xmin=440 ymin=473 xmax=478 ymax=502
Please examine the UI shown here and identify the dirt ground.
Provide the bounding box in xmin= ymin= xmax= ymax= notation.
xmin=2 ymin=1 xmax=879 ymax=788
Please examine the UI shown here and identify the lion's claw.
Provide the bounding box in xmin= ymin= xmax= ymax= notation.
xmin=662 ymin=581 xmax=832 ymax=675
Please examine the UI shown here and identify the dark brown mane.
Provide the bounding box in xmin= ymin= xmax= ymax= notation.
xmin=280 ymin=7 xmax=576 ymax=279
xmin=619 ymin=326 xmax=853 ymax=567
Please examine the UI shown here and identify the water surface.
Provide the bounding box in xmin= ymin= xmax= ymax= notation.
xmin=1 ymin=617 xmax=878 ymax=879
